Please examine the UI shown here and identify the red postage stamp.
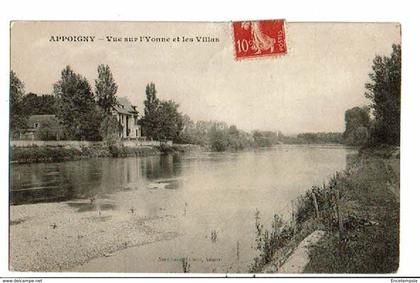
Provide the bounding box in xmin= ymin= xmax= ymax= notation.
xmin=232 ymin=19 xmax=287 ymax=60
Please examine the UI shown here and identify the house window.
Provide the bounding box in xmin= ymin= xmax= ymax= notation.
xmin=34 ymin=122 xmax=39 ymax=129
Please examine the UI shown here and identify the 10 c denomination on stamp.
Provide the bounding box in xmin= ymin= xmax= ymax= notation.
xmin=232 ymin=19 xmax=287 ymax=60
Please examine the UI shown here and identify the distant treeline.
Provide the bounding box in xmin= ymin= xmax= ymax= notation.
xmin=177 ymin=119 xmax=283 ymax=151
xmin=281 ymin=132 xmax=343 ymax=145
xmin=8 ymin=72 xmax=346 ymax=151
xmin=178 ymin=119 xmax=344 ymax=150
xmin=177 ymin=44 xmax=401 ymax=150
xmin=10 ymin=44 xmax=399 ymax=150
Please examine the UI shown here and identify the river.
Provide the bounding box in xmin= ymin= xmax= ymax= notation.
xmin=10 ymin=144 xmax=356 ymax=272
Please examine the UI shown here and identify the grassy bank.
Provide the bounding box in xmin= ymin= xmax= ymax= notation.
xmin=10 ymin=143 xmax=202 ymax=164
xmin=304 ymin=153 xmax=399 ymax=273
xmin=251 ymin=147 xmax=399 ymax=273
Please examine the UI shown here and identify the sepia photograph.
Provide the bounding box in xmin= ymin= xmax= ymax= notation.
xmin=8 ymin=20 xmax=401 ymax=274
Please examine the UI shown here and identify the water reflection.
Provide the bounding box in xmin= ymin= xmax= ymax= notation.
xmin=10 ymin=154 xmax=182 ymax=205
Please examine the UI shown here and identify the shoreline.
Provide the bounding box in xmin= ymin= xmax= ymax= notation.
xmin=10 ymin=143 xmax=203 ymax=164
xmin=9 ymin=188 xmax=182 ymax=272
xmin=10 ymin=142 xmax=349 ymax=165
xmin=254 ymin=146 xmax=400 ymax=273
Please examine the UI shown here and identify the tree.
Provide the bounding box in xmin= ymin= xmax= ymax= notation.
xmin=140 ymin=83 xmax=161 ymax=139
xmin=35 ymin=116 xmax=61 ymax=141
xmin=176 ymin=114 xmax=195 ymax=144
xmin=100 ymin=115 xmax=121 ymax=145
xmin=95 ymin=64 xmax=118 ymax=114
xmin=22 ymin=93 xmax=57 ymax=115
xmin=209 ymin=126 xmax=229 ymax=151
xmin=139 ymin=83 xmax=184 ymax=142
xmin=182 ymin=114 xmax=194 ymax=130
xmin=10 ymin=71 xmax=28 ymax=131
xmin=53 ymin=66 xmax=101 ymax=141
xmin=156 ymin=100 xmax=183 ymax=142
xmin=228 ymin=125 xmax=240 ymax=137
xmin=365 ymin=44 xmax=401 ymax=146
xmin=343 ymin=106 xmax=371 ymax=146
xmin=253 ymin=131 xmax=278 ymax=147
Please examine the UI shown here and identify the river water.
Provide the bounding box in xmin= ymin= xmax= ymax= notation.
xmin=10 ymin=144 xmax=356 ymax=272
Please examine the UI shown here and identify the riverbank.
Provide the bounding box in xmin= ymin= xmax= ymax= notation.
xmin=10 ymin=143 xmax=202 ymax=164
xmin=9 ymin=184 xmax=183 ymax=272
xmin=255 ymin=146 xmax=399 ymax=273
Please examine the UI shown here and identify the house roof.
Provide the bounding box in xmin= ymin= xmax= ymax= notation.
xmin=113 ymin=97 xmax=138 ymax=115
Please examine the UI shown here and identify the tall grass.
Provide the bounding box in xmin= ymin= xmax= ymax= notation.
xmin=249 ymin=173 xmax=347 ymax=272
xmin=250 ymin=211 xmax=294 ymax=272
xmin=181 ymin=257 xmax=191 ymax=273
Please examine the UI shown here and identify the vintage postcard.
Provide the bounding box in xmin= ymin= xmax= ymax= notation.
xmin=9 ymin=21 xmax=401 ymax=274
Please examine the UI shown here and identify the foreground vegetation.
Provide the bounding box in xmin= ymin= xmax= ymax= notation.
xmin=304 ymin=151 xmax=399 ymax=273
xmin=250 ymin=147 xmax=399 ymax=273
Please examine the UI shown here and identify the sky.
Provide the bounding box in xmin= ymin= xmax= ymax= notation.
xmin=11 ymin=22 xmax=400 ymax=134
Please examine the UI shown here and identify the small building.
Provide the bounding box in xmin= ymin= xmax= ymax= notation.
xmin=112 ymin=97 xmax=142 ymax=139
xmin=15 ymin=114 xmax=61 ymax=140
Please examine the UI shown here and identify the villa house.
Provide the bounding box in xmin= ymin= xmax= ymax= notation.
xmin=112 ymin=97 xmax=141 ymax=139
